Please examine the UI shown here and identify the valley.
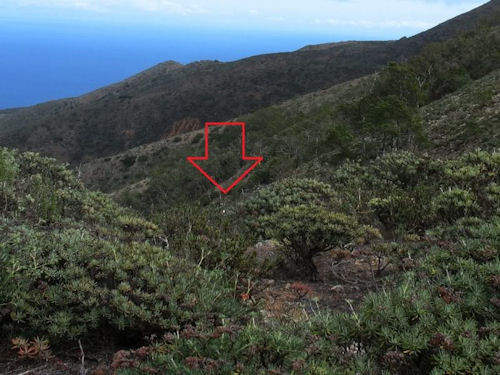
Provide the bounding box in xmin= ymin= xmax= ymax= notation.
xmin=1 ymin=1 xmax=499 ymax=374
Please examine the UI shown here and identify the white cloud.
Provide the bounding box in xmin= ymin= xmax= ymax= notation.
xmin=14 ymin=0 xmax=208 ymax=15
xmin=129 ymin=0 xmax=207 ymax=15
xmin=2 ymin=0 xmax=487 ymax=36
xmin=18 ymin=0 xmax=105 ymax=11
xmin=326 ymin=18 xmax=434 ymax=29
xmin=269 ymin=16 xmax=285 ymax=22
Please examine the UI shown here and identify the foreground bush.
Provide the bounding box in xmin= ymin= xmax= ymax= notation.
xmin=262 ymin=205 xmax=361 ymax=280
xmin=1 ymin=225 xmax=248 ymax=340
xmin=0 ymin=149 xmax=249 ymax=341
xmin=243 ymin=178 xmax=360 ymax=279
xmin=118 ymin=215 xmax=500 ymax=374
xmin=327 ymin=149 xmax=500 ymax=234
xmin=153 ymin=203 xmax=253 ymax=274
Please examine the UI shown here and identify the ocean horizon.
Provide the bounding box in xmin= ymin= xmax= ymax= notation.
xmin=0 ymin=21 xmax=371 ymax=110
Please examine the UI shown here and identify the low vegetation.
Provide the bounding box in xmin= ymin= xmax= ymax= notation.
xmin=1 ymin=7 xmax=499 ymax=375
xmin=0 ymin=149 xmax=251 ymax=343
xmin=1 ymin=146 xmax=498 ymax=373
xmin=83 ymin=16 xmax=500 ymax=213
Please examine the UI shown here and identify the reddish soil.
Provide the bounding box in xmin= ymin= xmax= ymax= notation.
xmin=249 ymin=246 xmax=397 ymax=322
xmin=0 ymin=246 xmax=396 ymax=374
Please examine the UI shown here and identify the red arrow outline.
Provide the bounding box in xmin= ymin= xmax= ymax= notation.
xmin=186 ymin=122 xmax=263 ymax=194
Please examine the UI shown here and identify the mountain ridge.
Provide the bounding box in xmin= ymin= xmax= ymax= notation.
xmin=79 ymin=67 xmax=500 ymax=202
xmin=0 ymin=0 xmax=498 ymax=163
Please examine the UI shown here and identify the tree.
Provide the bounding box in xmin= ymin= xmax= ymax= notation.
xmin=358 ymin=94 xmax=423 ymax=153
xmin=340 ymin=62 xmax=426 ymax=156
xmin=244 ymin=178 xmax=360 ymax=280
xmin=262 ymin=205 xmax=361 ymax=280
xmin=243 ymin=178 xmax=339 ymax=237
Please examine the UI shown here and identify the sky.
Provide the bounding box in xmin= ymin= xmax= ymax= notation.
xmin=0 ymin=0 xmax=487 ymax=109
xmin=1 ymin=0 xmax=486 ymax=36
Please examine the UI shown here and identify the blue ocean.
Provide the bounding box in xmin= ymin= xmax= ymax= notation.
xmin=0 ymin=21 xmax=351 ymax=109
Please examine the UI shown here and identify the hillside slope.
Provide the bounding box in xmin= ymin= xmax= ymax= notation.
xmin=0 ymin=0 xmax=498 ymax=163
xmin=79 ymin=74 xmax=372 ymax=194
xmin=79 ymin=64 xmax=500 ymax=215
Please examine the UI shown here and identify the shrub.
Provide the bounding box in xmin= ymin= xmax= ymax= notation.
xmin=262 ymin=205 xmax=361 ymax=280
xmin=431 ymin=188 xmax=479 ymax=223
xmin=485 ymin=183 xmax=500 ymax=213
xmin=1 ymin=225 xmax=248 ymax=341
xmin=344 ymin=215 xmax=500 ymax=374
xmin=120 ymin=155 xmax=136 ymax=168
xmin=327 ymin=150 xmax=499 ymax=233
xmin=0 ymin=148 xmax=17 ymax=182
xmin=242 ymin=178 xmax=359 ymax=279
xmin=368 ymin=195 xmax=416 ymax=230
xmin=244 ymin=178 xmax=337 ymax=216
xmin=154 ymin=203 xmax=254 ymax=274
xmin=0 ymin=150 xmax=250 ymax=342
xmin=116 ymin=317 xmax=373 ymax=375
xmin=0 ymin=148 xmax=18 ymax=212
xmin=243 ymin=178 xmax=341 ymax=239
xmin=443 ymin=149 xmax=500 ymax=190
xmin=118 ymin=215 xmax=161 ymax=240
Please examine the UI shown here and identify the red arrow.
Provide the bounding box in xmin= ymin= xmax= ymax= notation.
xmin=186 ymin=122 xmax=263 ymax=194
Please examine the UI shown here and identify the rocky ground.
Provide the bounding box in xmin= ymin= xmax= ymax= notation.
xmin=0 ymin=244 xmax=398 ymax=375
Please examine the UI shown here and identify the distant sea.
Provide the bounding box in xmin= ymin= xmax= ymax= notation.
xmin=0 ymin=21 xmax=357 ymax=110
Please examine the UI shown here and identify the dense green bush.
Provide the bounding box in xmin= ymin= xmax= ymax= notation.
xmin=431 ymin=188 xmax=479 ymax=223
xmin=0 ymin=148 xmax=17 ymax=182
xmin=262 ymin=205 xmax=361 ymax=280
xmin=0 ymin=149 xmax=249 ymax=342
xmin=324 ymin=150 xmax=500 ymax=234
xmin=245 ymin=178 xmax=337 ymax=212
xmin=344 ymin=215 xmax=500 ymax=374
xmin=119 ymin=214 xmax=500 ymax=375
xmin=243 ymin=178 xmax=341 ymax=235
xmin=153 ymin=203 xmax=254 ymax=274
xmin=1 ymin=226 xmax=248 ymax=340
xmin=119 ymin=318 xmax=376 ymax=375
xmin=242 ymin=178 xmax=360 ymax=278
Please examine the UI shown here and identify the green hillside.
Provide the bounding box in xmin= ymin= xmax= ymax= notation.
xmin=0 ymin=149 xmax=250 ymax=342
xmin=2 ymin=147 xmax=499 ymax=374
xmin=1 ymin=3 xmax=500 ymax=375
xmin=78 ymin=20 xmax=500 ymax=214
xmin=0 ymin=0 xmax=499 ymax=163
